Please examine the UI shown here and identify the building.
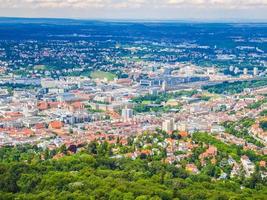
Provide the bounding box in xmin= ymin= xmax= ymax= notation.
xmin=49 ymin=121 xmax=64 ymax=129
xmin=162 ymin=80 xmax=168 ymax=91
xmin=162 ymin=118 xmax=175 ymax=132
xmin=149 ymin=88 xmax=159 ymax=96
xmin=241 ymin=155 xmax=255 ymax=177
xmin=41 ymin=78 xmax=58 ymax=88
xmin=176 ymin=122 xmax=187 ymax=131
xmin=121 ymin=108 xmax=134 ymax=122
xmin=253 ymin=67 xmax=259 ymax=76
xmin=243 ymin=68 xmax=248 ymax=75
xmin=186 ymin=163 xmax=199 ymax=174
xmin=207 ymin=67 xmax=216 ymax=75
xmin=57 ymin=93 xmax=77 ymax=102
xmin=234 ymin=67 xmax=239 ymax=74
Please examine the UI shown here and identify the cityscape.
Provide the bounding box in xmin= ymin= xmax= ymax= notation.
xmin=0 ymin=2 xmax=267 ymax=200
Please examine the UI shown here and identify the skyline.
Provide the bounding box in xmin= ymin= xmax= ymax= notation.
xmin=0 ymin=0 xmax=267 ymax=21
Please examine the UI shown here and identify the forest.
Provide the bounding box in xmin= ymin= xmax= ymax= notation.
xmin=202 ymin=79 xmax=267 ymax=94
xmin=0 ymin=141 xmax=266 ymax=200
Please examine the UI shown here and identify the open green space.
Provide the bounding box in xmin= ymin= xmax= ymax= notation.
xmin=90 ymin=71 xmax=117 ymax=81
xmin=203 ymin=79 xmax=267 ymax=94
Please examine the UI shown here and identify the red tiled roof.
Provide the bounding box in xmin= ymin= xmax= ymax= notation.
xmin=70 ymin=101 xmax=84 ymax=108
xmin=38 ymin=102 xmax=48 ymax=110
xmin=179 ymin=131 xmax=188 ymax=137
xmin=22 ymin=128 xmax=33 ymax=136
xmin=34 ymin=123 xmax=46 ymax=129
xmin=5 ymin=112 xmax=23 ymax=117
xmin=49 ymin=121 xmax=63 ymax=129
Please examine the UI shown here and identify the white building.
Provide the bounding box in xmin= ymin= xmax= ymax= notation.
xmin=241 ymin=155 xmax=255 ymax=177
xmin=253 ymin=67 xmax=259 ymax=76
xmin=162 ymin=118 xmax=175 ymax=132
xmin=161 ymin=80 xmax=168 ymax=92
xmin=176 ymin=121 xmax=187 ymax=131
xmin=121 ymin=108 xmax=134 ymax=122
xmin=243 ymin=68 xmax=248 ymax=75
xmin=234 ymin=67 xmax=239 ymax=74
xmin=41 ymin=78 xmax=58 ymax=88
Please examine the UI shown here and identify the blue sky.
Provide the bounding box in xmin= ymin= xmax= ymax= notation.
xmin=0 ymin=0 xmax=267 ymax=21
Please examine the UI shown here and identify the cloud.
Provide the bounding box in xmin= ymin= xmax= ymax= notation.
xmin=167 ymin=0 xmax=267 ymax=8
xmin=0 ymin=0 xmax=266 ymax=19
xmin=0 ymin=0 xmax=267 ymax=9
xmin=0 ymin=0 xmax=108 ymax=9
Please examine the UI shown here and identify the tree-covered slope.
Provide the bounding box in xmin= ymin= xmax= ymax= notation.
xmin=0 ymin=144 xmax=267 ymax=200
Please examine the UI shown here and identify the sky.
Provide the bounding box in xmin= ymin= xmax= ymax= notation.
xmin=0 ymin=0 xmax=267 ymax=21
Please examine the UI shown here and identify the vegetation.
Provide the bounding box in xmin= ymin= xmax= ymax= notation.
xmin=192 ymin=132 xmax=266 ymax=162
xmin=85 ymin=105 xmax=104 ymax=113
xmin=90 ymin=71 xmax=117 ymax=81
xmin=259 ymin=120 xmax=267 ymax=132
xmin=222 ymin=118 xmax=264 ymax=147
xmin=132 ymin=90 xmax=196 ymax=113
xmin=33 ymin=65 xmax=47 ymax=70
xmin=203 ymin=79 xmax=267 ymax=94
xmin=0 ymin=142 xmax=267 ymax=200
xmin=0 ymin=83 xmax=37 ymax=92
xmin=133 ymin=104 xmax=181 ymax=113
xmin=132 ymin=90 xmax=198 ymax=105
xmin=260 ymin=109 xmax=267 ymax=116
xmin=246 ymin=99 xmax=267 ymax=110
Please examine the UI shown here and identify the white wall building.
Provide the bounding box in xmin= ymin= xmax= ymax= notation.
xmin=162 ymin=118 xmax=175 ymax=132
xmin=121 ymin=108 xmax=134 ymax=122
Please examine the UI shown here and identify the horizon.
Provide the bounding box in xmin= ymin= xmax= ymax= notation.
xmin=0 ymin=0 xmax=266 ymax=22
xmin=0 ymin=16 xmax=266 ymax=24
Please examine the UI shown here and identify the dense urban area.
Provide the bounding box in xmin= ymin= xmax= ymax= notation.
xmin=0 ymin=19 xmax=266 ymax=199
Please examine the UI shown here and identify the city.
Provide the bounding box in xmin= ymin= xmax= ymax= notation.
xmin=0 ymin=4 xmax=267 ymax=200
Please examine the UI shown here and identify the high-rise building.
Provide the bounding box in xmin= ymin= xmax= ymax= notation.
xmin=234 ymin=67 xmax=239 ymax=74
xmin=162 ymin=118 xmax=175 ymax=132
xmin=253 ymin=67 xmax=258 ymax=76
xmin=149 ymin=88 xmax=159 ymax=96
xmin=243 ymin=68 xmax=248 ymax=75
xmin=121 ymin=108 xmax=134 ymax=122
xmin=162 ymin=80 xmax=168 ymax=92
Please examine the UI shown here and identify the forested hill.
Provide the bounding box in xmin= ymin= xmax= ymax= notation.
xmin=0 ymin=143 xmax=266 ymax=200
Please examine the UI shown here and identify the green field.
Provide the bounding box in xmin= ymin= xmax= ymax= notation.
xmin=33 ymin=65 xmax=47 ymax=70
xmin=90 ymin=71 xmax=117 ymax=81
xmin=141 ymin=100 xmax=152 ymax=105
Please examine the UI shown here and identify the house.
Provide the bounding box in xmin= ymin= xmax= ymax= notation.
xmin=259 ymin=160 xmax=266 ymax=168
xmin=140 ymin=149 xmax=152 ymax=156
xmin=52 ymin=153 xmax=65 ymax=160
xmin=34 ymin=123 xmax=46 ymax=130
xmin=49 ymin=121 xmax=64 ymax=129
xmin=241 ymin=155 xmax=255 ymax=177
xmin=230 ymin=163 xmax=241 ymax=178
xmin=199 ymin=145 xmax=217 ymax=160
xmin=218 ymin=172 xmax=228 ymax=180
xmin=179 ymin=131 xmax=188 ymax=138
xmin=199 ymin=145 xmax=218 ymax=165
xmin=38 ymin=101 xmax=49 ymax=110
xmin=186 ymin=163 xmax=199 ymax=174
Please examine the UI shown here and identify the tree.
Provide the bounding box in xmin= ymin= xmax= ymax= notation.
xmin=59 ymin=144 xmax=67 ymax=154
xmin=109 ymin=189 xmax=123 ymax=200
xmin=17 ymin=174 xmax=40 ymax=193
xmin=87 ymin=141 xmax=98 ymax=155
